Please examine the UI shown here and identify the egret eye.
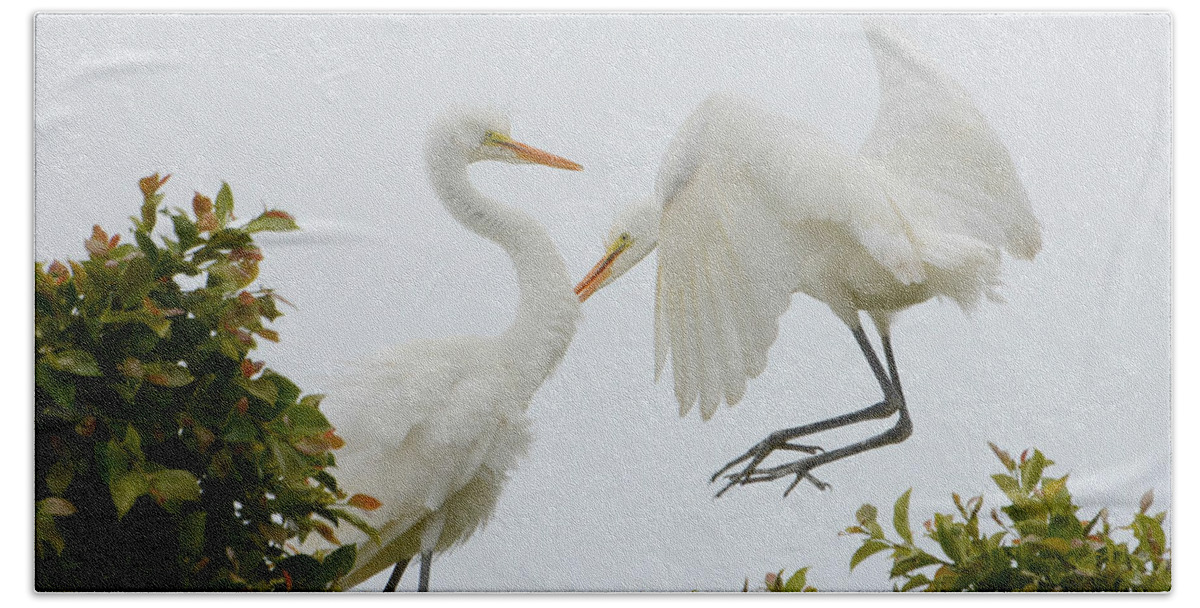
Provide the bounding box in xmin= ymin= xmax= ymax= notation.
xmin=619 ymin=232 xmax=633 ymax=246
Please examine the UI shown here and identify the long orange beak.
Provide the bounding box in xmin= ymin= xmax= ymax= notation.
xmin=574 ymin=245 xmax=625 ymax=303
xmin=499 ymin=139 xmax=583 ymax=171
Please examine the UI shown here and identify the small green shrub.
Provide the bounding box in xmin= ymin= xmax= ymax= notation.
xmin=843 ymin=443 xmax=1170 ymax=591
xmin=759 ymin=444 xmax=1169 ymax=592
xmin=35 ymin=175 xmax=378 ymax=590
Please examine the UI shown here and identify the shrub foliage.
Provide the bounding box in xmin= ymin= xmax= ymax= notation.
xmin=842 ymin=443 xmax=1170 ymax=591
xmin=761 ymin=444 xmax=1169 ymax=592
xmin=34 ymin=175 xmax=377 ymax=590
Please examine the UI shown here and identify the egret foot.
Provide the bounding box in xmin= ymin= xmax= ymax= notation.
xmin=716 ymin=406 xmax=912 ymax=497
xmin=711 ymin=397 xmax=898 ymax=494
xmin=711 ymin=433 xmax=825 ymax=497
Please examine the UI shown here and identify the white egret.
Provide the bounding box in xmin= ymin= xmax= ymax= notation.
xmin=574 ymin=23 xmax=1041 ymax=496
xmin=327 ymin=110 xmax=582 ymax=590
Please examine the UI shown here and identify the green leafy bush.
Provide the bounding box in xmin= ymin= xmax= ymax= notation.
xmin=843 ymin=443 xmax=1170 ymax=591
xmin=35 ymin=175 xmax=378 ymax=590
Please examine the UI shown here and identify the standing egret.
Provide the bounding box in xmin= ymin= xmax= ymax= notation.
xmin=327 ymin=110 xmax=582 ymax=590
xmin=574 ymin=23 xmax=1041 ymax=496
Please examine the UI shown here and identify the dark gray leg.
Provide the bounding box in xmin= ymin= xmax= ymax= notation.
xmin=416 ymin=550 xmax=432 ymax=592
xmin=881 ymin=334 xmax=904 ymax=400
xmin=383 ymin=558 xmax=410 ymax=592
xmin=713 ymin=326 xmax=913 ymax=496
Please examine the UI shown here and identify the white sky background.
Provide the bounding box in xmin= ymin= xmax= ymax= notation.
xmin=32 ymin=13 xmax=1170 ymax=592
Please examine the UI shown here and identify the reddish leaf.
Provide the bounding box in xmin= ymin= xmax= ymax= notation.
xmin=192 ymin=192 xmax=213 ymax=216
xmin=323 ymin=429 xmax=345 ymax=450
xmin=240 ymin=359 xmax=264 ymax=378
xmin=85 ymin=225 xmax=112 ymax=257
xmin=139 ymin=173 xmax=171 ymax=197
xmin=313 ymin=521 xmax=341 ymax=545
xmin=347 ymin=494 xmax=382 ymax=511
xmin=47 ymin=260 xmax=70 ymax=285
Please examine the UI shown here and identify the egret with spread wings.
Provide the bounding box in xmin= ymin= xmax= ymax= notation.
xmin=574 ymin=23 xmax=1041 ymax=496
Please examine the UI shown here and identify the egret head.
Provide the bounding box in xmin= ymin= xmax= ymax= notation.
xmin=575 ymin=199 xmax=661 ymax=302
xmin=431 ymin=109 xmax=582 ymax=170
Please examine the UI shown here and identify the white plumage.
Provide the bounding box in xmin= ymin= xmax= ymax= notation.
xmin=326 ymin=110 xmax=582 ymax=589
xmin=574 ymin=22 xmax=1041 ymax=493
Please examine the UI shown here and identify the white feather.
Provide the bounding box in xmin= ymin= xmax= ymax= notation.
xmin=588 ymin=22 xmax=1041 ymax=420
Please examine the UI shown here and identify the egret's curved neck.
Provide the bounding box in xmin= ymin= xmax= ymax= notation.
xmin=426 ymin=144 xmax=579 ymax=389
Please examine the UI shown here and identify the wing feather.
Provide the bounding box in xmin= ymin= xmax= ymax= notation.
xmin=655 ymin=161 xmax=808 ymax=418
xmin=861 ymin=21 xmax=1042 ymax=260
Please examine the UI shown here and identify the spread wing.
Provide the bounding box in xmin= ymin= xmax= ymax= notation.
xmin=652 ymin=95 xmax=923 ymax=421
xmin=861 ymin=21 xmax=1042 ymax=260
xmin=654 ymin=162 xmax=797 ymax=420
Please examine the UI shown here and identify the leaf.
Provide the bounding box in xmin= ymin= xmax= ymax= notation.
xmin=890 ymin=551 xmax=943 ymax=578
xmin=143 ymin=362 xmax=195 ymax=387
xmin=991 ymin=474 xmax=1024 ymax=502
xmin=782 ymin=567 xmax=809 ymax=592
xmin=135 ymin=230 xmax=159 ymax=266
xmin=856 ymin=503 xmax=878 ymax=526
xmin=112 ymin=470 xmax=150 ymax=518
xmin=323 ymin=544 xmax=357 ymax=586
xmin=322 ymin=508 xmax=381 ymax=545
xmin=46 ymin=458 xmax=74 ymax=495
xmin=35 ymin=508 xmax=65 ymax=557
xmin=99 ymin=307 xmax=172 ymax=338
xmin=313 ymin=521 xmax=340 ymax=545
xmin=121 ymin=425 xmax=144 ymax=459
xmin=1039 ymin=537 xmax=1073 ymax=554
xmin=298 ymin=393 xmax=325 ymax=410
xmin=117 ymin=255 xmax=155 ymax=308
xmin=932 ymin=514 xmax=964 ymax=562
xmin=1020 ymin=449 xmax=1050 ymax=493
xmin=149 ymin=469 xmax=202 ymax=502
xmin=214 ymin=182 xmax=235 ymax=228
xmin=236 ymin=375 xmax=279 ymax=405
xmin=223 ymin=415 xmax=259 ymax=443
xmin=243 ymin=209 xmax=300 ymax=233
xmin=171 ymin=213 xmax=202 ymax=251
xmin=893 ymin=488 xmax=914 ymax=545
xmin=989 ymin=442 xmax=1016 ymax=471
xmin=899 ymin=573 xmax=932 ymax=591
xmin=266 ymin=435 xmax=307 ymax=482
xmin=40 ymin=497 xmax=77 ymax=517
xmin=35 ymin=363 xmax=75 ymax=409
xmin=44 ymin=349 xmax=102 ymax=377
xmin=850 ymin=539 xmax=890 ymax=571
xmin=282 ymin=402 xmax=332 ymax=437
xmin=1139 ymin=489 xmax=1154 ymax=514
xmin=263 ymin=370 xmax=301 ymax=408
xmin=347 ymin=494 xmax=383 ymax=511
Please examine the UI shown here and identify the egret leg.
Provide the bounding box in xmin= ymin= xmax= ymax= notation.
xmin=417 ymin=550 xmax=433 ymax=592
xmin=383 ymin=558 xmax=410 ymax=592
xmin=713 ymin=326 xmax=912 ymax=497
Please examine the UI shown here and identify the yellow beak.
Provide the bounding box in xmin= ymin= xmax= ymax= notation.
xmin=574 ymin=241 xmax=628 ymax=303
xmin=493 ymin=135 xmax=583 ymax=171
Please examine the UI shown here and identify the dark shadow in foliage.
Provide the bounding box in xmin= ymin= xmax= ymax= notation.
xmin=35 ymin=175 xmax=380 ymax=591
